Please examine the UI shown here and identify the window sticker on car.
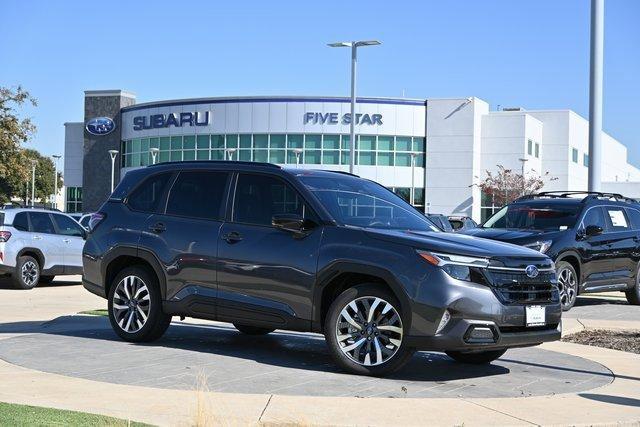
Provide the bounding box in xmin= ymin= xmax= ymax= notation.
xmin=608 ymin=210 xmax=628 ymax=228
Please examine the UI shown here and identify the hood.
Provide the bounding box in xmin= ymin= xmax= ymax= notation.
xmin=461 ymin=228 xmax=565 ymax=245
xmin=364 ymin=228 xmax=549 ymax=262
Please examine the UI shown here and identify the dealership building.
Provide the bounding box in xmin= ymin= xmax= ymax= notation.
xmin=64 ymin=90 xmax=640 ymax=222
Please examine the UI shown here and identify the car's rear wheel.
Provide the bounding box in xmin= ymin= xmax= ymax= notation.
xmin=556 ymin=261 xmax=578 ymax=311
xmin=625 ymin=263 xmax=640 ymax=305
xmin=325 ymin=284 xmax=415 ymax=376
xmin=446 ymin=349 xmax=507 ymax=364
xmin=233 ymin=324 xmax=275 ymax=335
xmin=12 ymin=255 xmax=40 ymax=290
xmin=108 ymin=266 xmax=171 ymax=342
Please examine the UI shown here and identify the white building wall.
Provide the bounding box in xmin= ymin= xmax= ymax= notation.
xmin=425 ymin=98 xmax=488 ymax=220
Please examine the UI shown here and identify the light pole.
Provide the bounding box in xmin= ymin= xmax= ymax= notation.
xmin=588 ymin=0 xmax=604 ymax=192
xmin=328 ymin=40 xmax=381 ymax=174
xmin=225 ymin=148 xmax=237 ymax=161
xmin=108 ymin=150 xmax=119 ymax=193
xmin=293 ymin=148 xmax=303 ymax=167
xmin=410 ymin=152 xmax=418 ymax=205
xmin=518 ymin=158 xmax=528 ymax=196
xmin=52 ymin=154 xmax=61 ymax=209
xmin=30 ymin=159 xmax=37 ymax=207
xmin=149 ymin=147 xmax=159 ymax=165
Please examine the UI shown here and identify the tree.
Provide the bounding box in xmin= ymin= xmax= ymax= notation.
xmin=474 ymin=165 xmax=553 ymax=207
xmin=23 ymin=149 xmax=63 ymax=205
xmin=0 ymin=86 xmax=37 ymax=203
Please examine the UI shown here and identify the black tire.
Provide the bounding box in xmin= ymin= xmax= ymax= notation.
xmin=107 ymin=265 xmax=171 ymax=342
xmin=324 ymin=283 xmax=415 ymax=377
xmin=556 ymin=260 xmax=578 ymax=311
xmin=625 ymin=264 xmax=640 ymax=305
xmin=233 ymin=324 xmax=275 ymax=335
xmin=12 ymin=255 xmax=40 ymax=290
xmin=39 ymin=275 xmax=55 ymax=284
xmin=446 ymin=349 xmax=507 ymax=364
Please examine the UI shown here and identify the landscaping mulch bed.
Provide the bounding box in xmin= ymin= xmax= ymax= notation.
xmin=563 ymin=329 xmax=640 ymax=354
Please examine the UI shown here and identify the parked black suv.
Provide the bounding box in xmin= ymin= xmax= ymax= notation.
xmin=83 ymin=162 xmax=561 ymax=376
xmin=463 ymin=191 xmax=640 ymax=311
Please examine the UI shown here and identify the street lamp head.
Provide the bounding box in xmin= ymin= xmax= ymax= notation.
xmin=52 ymin=154 xmax=62 ymax=160
xmin=355 ymin=40 xmax=381 ymax=47
xmin=30 ymin=159 xmax=38 ymax=166
xmin=327 ymin=42 xmax=352 ymax=48
xmin=292 ymin=148 xmax=304 ymax=155
xmin=149 ymin=147 xmax=160 ymax=153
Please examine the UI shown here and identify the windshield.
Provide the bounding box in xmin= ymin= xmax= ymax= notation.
xmin=483 ymin=203 xmax=581 ymax=230
xmin=299 ymin=175 xmax=440 ymax=232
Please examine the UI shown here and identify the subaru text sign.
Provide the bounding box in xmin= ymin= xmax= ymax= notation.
xmin=86 ymin=117 xmax=116 ymax=136
xmin=133 ymin=111 xmax=210 ymax=131
xmin=304 ymin=112 xmax=383 ymax=125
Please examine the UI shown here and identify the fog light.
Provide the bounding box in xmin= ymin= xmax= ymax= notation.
xmin=465 ymin=325 xmax=497 ymax=343
xmin=436 ymin=310 xmax=451 ymax=334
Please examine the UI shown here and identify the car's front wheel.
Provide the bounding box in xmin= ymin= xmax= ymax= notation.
xmin=446 ymin=349 xmax=507 ymax=364
xmin=12 ymin=255 xmax=40 ymax=290
xmin=108 ymin=266 xmax=171 ymax=342
xmin=324 ymin=284 xmax=415 ymax=376
xmin=556 ymin=261 xmax=578 ymax=311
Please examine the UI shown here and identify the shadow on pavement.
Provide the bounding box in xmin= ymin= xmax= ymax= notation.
xmin=575 ymin=296 xmax=629 ymax=307
xmin=0 ymin=276 xmax=81 ymax=290
xmin=0 ymin=314 xmax=510 ymax=382
xmin=579 ymin=393 xmax=640 ymax=407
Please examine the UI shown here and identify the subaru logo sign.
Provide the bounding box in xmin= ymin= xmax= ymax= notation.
xmin=525 ymin=265 xmax=539 ymax=278
xmin=86 ymin=117 xmax=116 ymax=136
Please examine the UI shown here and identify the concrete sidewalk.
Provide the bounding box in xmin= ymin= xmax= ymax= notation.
xmin=0 ymin=278 xmax=639 ymax=426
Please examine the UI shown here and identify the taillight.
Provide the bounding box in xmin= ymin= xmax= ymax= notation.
xmin=0 ymin=231 xmax=11 ymax=242
xmin=88 ymin=212 xmax=106 ymax=232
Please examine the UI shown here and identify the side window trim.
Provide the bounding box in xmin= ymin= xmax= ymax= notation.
xmin=230 ymin=172 xmax=315 ymax=228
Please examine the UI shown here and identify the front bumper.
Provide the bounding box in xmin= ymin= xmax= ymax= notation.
xmin=406 ymin=318 xmax=561 ymax=351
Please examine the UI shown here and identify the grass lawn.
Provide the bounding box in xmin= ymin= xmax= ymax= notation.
xmin=78 ymin=309 xmax=108 ymax=316
xmin=0 ymin=402 xmax=152 ymax=426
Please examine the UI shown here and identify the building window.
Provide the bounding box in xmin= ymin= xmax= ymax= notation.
xmin=572 ymin=148 xmax=579 ymax=163
xmin=535 ymin=143 xmax=540 ymax=158
xmin=390 ymin=187 xmax=425 ymax=209
xmin=480 ymin=191 xmax=500 ymax=223
xmin=120 ymin=133 xmax=426 ymax=169
xmin=66 ymin=186 xmax=83 ymax=213
xmin=527 ymin=139 xmax=533 ymax=155
xmin=583 ymin=153 xmax=589 ymax=167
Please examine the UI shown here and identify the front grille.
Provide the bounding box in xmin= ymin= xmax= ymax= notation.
xmin=484 ymin=270 xmax=558 ymax=305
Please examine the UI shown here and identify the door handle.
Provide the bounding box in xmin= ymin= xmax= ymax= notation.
xmin=63 ymin=238 xmax=71 ymax=243
xmin=33 ymin=235 xmax=42 ymax=240
xmin=222 ymin=231 xmax=243 ymax=243
xmin=148 ymin=222 xmax=166 ymax=234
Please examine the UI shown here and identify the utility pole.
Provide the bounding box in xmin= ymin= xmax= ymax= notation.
xmin=30 ymin=160 xmax=37 ymax=207
xmin=588 ymin=0 xmax=604 ymax=191
xmin=52 ymin=154 xmax=61 ymax=209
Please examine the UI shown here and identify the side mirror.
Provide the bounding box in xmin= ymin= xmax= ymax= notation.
xmin=272 ymin=214 xmax=308 ymax=234
xmin=585 ymin=225 xmax=603 ymax=237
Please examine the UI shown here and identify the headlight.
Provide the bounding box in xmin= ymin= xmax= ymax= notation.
xmin=417 ymin=250 xmax=489 ymax=281
xmin=524 ymin=240 xmax=552 ymax=253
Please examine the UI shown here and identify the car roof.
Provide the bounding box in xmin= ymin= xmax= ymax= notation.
xmin=0 ymin=207 xmax=70 ymax=221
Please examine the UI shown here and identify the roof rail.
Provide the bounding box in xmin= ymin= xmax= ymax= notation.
xmin=516 ymin=191 xmax=638 ymax=204
xmin=324 ymin=170 xmax=360 ymax=177
xmin=147 ymin=160 xmax=281 ymax=169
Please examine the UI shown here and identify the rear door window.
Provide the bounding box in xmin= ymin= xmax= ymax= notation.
xmin=165 ymin=171 xmax=230 ymax=220
xmin=12 ymin=212 xmax=29 ymax=231
xmin=29 ymin=212 xmax=56 ymax=234
xmin=127 ymin=173 xmax=172 ymax=213
xmin=605 ymin=207 xmax=630 ymax=232
xmin=52 ymin=214 xmax=85 ymax=237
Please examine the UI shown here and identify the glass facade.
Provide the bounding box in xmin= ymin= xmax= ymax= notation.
xmin=66 ymin=187 xmax=83 ymax=213
xmin=121 ymin=134 xmax=426 ymax=169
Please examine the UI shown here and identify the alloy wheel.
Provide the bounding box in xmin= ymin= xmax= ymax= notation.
xmin=21 ymin=261 xmax=39 ymax=287
xmin=335 ymin=296 xmax=403 ymax=366
xmin=112 ymin=275 xmax=151 ymax=333
xmin=557 ymin=267 xmax=577 ymax=309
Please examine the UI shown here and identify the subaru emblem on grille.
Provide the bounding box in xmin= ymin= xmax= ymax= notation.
xmin=525 ymin=265 xmax=539 ymax=278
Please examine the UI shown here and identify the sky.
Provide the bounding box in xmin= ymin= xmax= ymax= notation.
xmin=2 ymin=0 xmax=639 ymax=166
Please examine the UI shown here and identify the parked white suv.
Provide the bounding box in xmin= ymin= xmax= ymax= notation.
xmin=0 ymin=208 xmax=86 ymax=289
